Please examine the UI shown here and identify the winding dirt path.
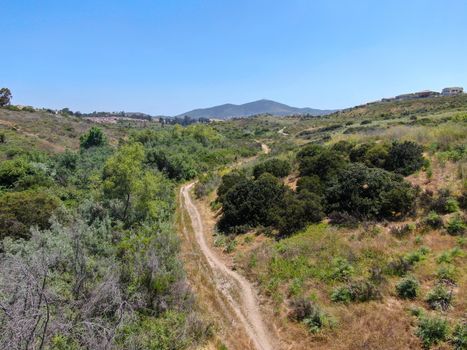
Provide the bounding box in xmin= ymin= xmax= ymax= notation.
xmin=180 ymin=183 xmax=277 ymax=350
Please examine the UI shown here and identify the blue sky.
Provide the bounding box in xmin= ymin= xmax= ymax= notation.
xmin=1 ymin=0 xmax=466 ymax=115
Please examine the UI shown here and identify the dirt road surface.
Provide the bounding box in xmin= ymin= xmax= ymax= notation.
xmin=180 ymin=183 xmax=277 ymax=350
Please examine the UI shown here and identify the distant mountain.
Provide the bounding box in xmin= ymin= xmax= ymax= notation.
xmin=176 ymin=99 xmax=335 ymax=119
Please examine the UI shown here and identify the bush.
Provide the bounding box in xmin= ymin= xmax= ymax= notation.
xmin=386 ymin=256 xmax=414 ymax=276
xmin=253 ymin=158 xmax=291 ymax=179
xmin=445 ymin=198 xmax=460 ymax=213
xmin=385 ymin=141 xmax=425 ymax=176
xmin=437 ymin=265 xmax=457 ymax=284
xmin=0 ymin=190 xmax=60 ymax=239
xmin=426 ymin=285 xmax=453 ymax=311
xmin=450 ymin=322 xmax=467 ymax=350
xmin=390 ymin=223 xmax=416 ymax=238
xmin=276 ymin=190 xmax=324 ymax=236
xmin=296 ymin=175 xmax=324 ymax=196
xmin=80 ymin=127 xmax=107 ymax=149
xmin=289 ymin=298 xmax=326 ymax=333
xmin=416 ymin=316 xmax=449 ymax=349
xmin=431 ymin=189 xmax=456 ymax=214
xmin=326 ymin=163 xmax=416 ymax=220
xmin=396 ymin=276 xmax=419 ymax=299
xmin=298 ymin=148 xmax=346 ymax=183
xmin=218 ymin=173 xmax=285 ymax=233
xmin=446 ymin=215 xmax=466 ymax=236
xmin=331 ymin=280 xmax=380 ymax=303
xmin=425 ymin=211 xmax=443 ymax=229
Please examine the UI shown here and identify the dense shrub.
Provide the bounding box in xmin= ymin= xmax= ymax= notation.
xmin=385 ymin=141 xmax=425 ymax=176
xmin=437 ymin=265 xmax=457 ymax=284
xmin=396 ymin=276 xmax=419 ymax=299
xmin=331 ymin=280 xmax=380 ymax=303
xmin=289 ymin=298 xmax=326 ymax=333
xmin=450 ymin=322 xmax=467 ymax=350
xmin=426 ymin=285 xmax=453 ymax=311
xmin=349 ymin=142 xmax=389 ymax=169
xmin=0 ymin=190 xmax=60 ymax=239
xmin=416 ymin=316 xmax=449 ymax=349
xmin=446 ymin=215 xmax=466 ymax=236
xmin=326 ymin=163 xmax=416 ymax=220
xmin=296 ymin=175 xmax=324 ymax=196
xmin=425 ymin=211 xmax=444 ymax=229
xmin=277 ymin=190 xmax=324 ymax=236
xmin=386 ymin=256 xmax=414 ymax=276
xmin=0 ymin=157 xmax=51 ymax=189
xmin=79 ymin=127 xmax=107 ymax=149
xmin=253 ymin=158 xmax=291 ymax=179
xmin=216 ymin=171 xmax=248 ymax=203
xmin=218 ymin=173 xmax=285 ymax=232
xmin=431 ymin=189 xmax=457 ymax=214
xmin=298 ymin=148 xmax=346 ymax=183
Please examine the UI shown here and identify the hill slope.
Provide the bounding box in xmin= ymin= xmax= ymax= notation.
xmin=177 ymin=99 xmax=335 ymax=119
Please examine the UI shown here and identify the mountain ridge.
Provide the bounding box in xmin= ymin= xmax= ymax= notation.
xmin=176 ymin=99 xmax=335 ymax=119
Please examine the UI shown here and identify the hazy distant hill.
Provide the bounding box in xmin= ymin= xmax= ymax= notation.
xmin=177 ymin=99 xmax=335 ymax=119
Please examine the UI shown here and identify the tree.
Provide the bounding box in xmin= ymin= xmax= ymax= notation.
xmin=80 ymin=127 xmax=107 ymax=149
xmin=102 ymin=143 xmax=145 ymax=222
xmin=0 ymin=88 xmax=12 ymax=106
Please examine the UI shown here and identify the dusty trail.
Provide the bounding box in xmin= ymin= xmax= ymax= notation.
xmin=180 ymin=183 xmax=276 ymax=350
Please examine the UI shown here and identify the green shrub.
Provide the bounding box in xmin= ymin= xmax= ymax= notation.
xmin=446 ymin=215 xmax=466 ymax=236
xmin=330 ymin=258 xmax=354 ymax=281
xmin=298 ymin=148 xmax=346 ymax=183
xmin=289 ymin=298 xmax=327 ymax=333
xmin=385 ymin=141 xmax=425 ymax=176
xmin=253 ymin=158 xmax=291 ymax=179
xmin=450 ymin=322 xmax=467 ymax=350
xmin=79 ymin=127 xmax=107 ymax=149
xmin=296 ymin=175 xmax=324 ymax=196
xmin=396 ymin=276 xmax=419 ymax=299
xmin=331 ymin=280 xmax=380 ymax=303
xmin=326 ymin=163 xmax=416 ymax=220
xmin=426 ymin=285 xmax=453 ymax=311
xmin=416 ymin=316 xmax=449 ymax=349
xmin=0 ymin=190 xmax=60 ymax=239
xmin=425 ymin=211 xmax=443 ymax=229
xmin=277 ymin=190 xmax=324 ymax=236
xmin=445 ymin=198 xmax=460 ymax=213
xmin=437 ymin=265 xmax=457 ymax=284
xmin=331 ymin=285 xmax=353 ymax=303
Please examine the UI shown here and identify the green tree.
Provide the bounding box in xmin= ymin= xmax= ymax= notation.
xmin=80 ymin=127 xmax=107 ymax=149
xmin=0 ymin=88 xmax=12 ymax=106
xmin=102 ymin=143 xmax=145 ymax=222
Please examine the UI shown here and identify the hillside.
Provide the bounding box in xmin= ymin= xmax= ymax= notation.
xmin=177 ymin=99 xmax=335 ymax=119
xmin=0 ymin=93 xmax=466 ymax=350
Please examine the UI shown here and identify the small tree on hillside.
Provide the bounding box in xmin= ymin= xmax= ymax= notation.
xmin=80 ymin=127 xmax=107 ymax=149
xmin=0 ymin=88 xmax=12 ymax=106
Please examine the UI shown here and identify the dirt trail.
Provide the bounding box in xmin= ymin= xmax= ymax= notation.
xmin=180 ymin=183 xmax=276 ymax=350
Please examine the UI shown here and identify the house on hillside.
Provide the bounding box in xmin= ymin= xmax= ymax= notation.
xmin=442 ymin=87 xmax=464 ymax=96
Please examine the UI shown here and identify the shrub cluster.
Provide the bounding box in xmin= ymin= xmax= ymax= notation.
xmin=218 ymin=173 xmax=324 ymax=236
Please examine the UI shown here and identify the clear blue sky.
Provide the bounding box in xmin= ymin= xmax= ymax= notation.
xmin=1 ymin=0 xmax=466 ymax=115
